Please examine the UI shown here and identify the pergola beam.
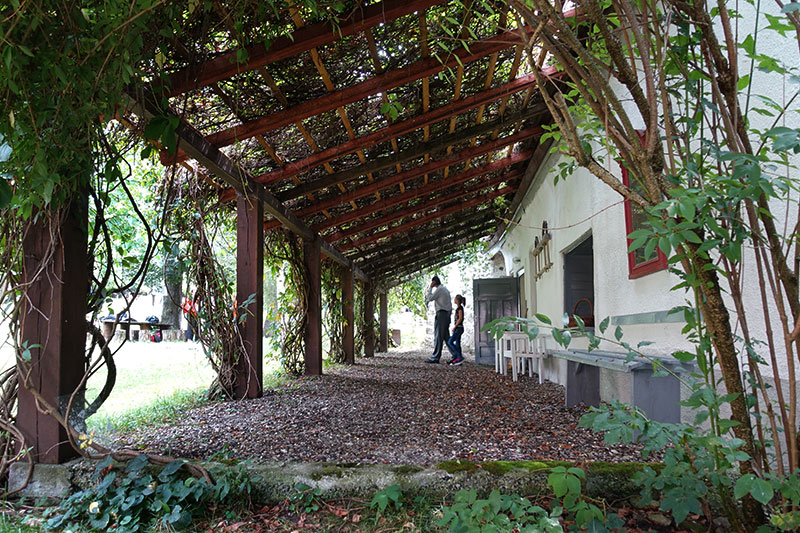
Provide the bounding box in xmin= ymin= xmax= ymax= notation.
xmin=204 ymin=28 xmax=534 ymax=149
xmin=126 ymin=92 xmax=367 ymax=280
xmin=165 ymin=0 xmax=446 ymax=97
xmin=326 ymin=172 xmax=519 ymax=243
xmin=311 ymin=154 xmax=527 ymax=232
xmin=341 ymin=187 xmax=512 ymax=251
xmin=364 ymin=218 xmax=497 ymax=273
xmin=368 ymin=219 xmax=496 ymax=272
xmin=353 ymin=210 xmax=495 ymax=262
xmin=211 ymin=70 xmax=555 ymax=195
xmin=276 ymin=107 xmax=543 ymax=201
xmin=270 ymin=126 xmax=543 ymax=219
xmin=383 ymin=248 xmax=471 ymax=283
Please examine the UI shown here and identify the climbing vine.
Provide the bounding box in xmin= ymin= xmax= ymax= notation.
xmin=265 ymin=229 xmax=308 ymax=376
xmin=322 ymin=261 xmax=345 ymax=364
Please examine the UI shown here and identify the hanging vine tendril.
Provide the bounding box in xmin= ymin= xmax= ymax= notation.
xmin=322 ymin=261 xmax=345 ymax=364
xmin=265 ymin=229 xmax=308 ymax=376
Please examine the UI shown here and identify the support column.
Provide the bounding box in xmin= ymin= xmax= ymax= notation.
xmin=364 ymin=284 xmax=375 ymax=358
xmin=234 ymin=191 xmax=264 ymax=399
xmin=379 ymin=291 xmax=388 ymax=352
xmin=19 ymin=199 xmax=88 ymax=463
xmin=342 ymin=267 xmax=355 ymax=364
xmin=304 ymin=237 xmax=323 ymax=375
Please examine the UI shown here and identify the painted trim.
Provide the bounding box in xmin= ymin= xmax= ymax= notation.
xmin=609 ymin=309 xmax=685 ymax=325
xmin=621 ymin=165 xmax=668 ymax=278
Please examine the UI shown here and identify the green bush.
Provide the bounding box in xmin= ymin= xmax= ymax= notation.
xmin=45 ymin=455 xmax=251 ymax=532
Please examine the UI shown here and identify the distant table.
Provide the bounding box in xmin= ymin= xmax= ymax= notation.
xmin=100 ymin=320 xmax=172 ymax=341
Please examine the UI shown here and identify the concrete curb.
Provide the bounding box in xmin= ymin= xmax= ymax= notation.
xmin=10 ymin=459 xmax=655 ymax=504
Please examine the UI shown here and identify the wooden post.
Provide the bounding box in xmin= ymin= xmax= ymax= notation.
xmin=379 ymin=291 xmax=388 ymax=352
xmin=364 ymin=284 xmax=375 ymax=358
xmin=342 ymin=267 xmax=355 ymax=364
xmin=19 ymin=199 xmax=88 ymax=463
xmin=304 ymin=237 xmax=323 ymax=375
xmin=234 ymin=191 xmax=264 ymax=399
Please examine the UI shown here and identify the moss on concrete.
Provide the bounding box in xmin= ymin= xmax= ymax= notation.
xmin=436 ymin=460 xmax=479 ymax=473
xmin=64 ymin=458 xmax=665 ymax=507
xmin=392 ymin=465 xmax=424 ymax=474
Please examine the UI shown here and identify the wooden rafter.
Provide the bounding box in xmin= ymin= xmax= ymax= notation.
xmin=311 ymin=160 xmax=525 ymax=232
xmin=439 ymin=1 xmax=475 ymax=181
xmin=126 ymin=91 xmax=367 ymax=280
xmin=339 ymin=186 xmax=513 ymax=251
xmin=210 ymin=1 xmax=330 ymax=212
xmin=325 ymin=171 xmax=519 ymax=242
xmin=202 ymin=28 xmax=533 ymax=149
xmin=419 ymin=11 xmax=431 ymax=185
xmin=363 ymin=218 xmax=497 ymax=273
xmin=165 ymin=0 xmax=446 ymax=96
xmin=262 ymin=149 xmax=531 ymax=231
xmin=276 ymin=114 xmax=544 ymax=202
xmin=290 ymin=3 xmax=374 ymax=208
xmin=352 ymin=210 xmax=495 ymax=262
xmin=372 ymin=233 xmax=489 ymax=279
xmin=219 ymin=68 xmax=553 ymax=189
xmin=377 ymin=226 xmax=495 ymax=278
xmin=271 ymin=130 xmax=537 ymax=223
xmin=364 ymin=28 xmax=403 ymax=194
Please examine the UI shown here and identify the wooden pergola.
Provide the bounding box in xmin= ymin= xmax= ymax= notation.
xmin=19 ymin=0 xmax=560 ymax=463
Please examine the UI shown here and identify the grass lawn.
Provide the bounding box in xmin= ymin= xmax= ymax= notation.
xmin=85 ymin=340 xmax=215 ymax=434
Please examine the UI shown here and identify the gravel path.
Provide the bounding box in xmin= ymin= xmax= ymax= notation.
xmin=114 ymin=351 xmax=646 ymax=465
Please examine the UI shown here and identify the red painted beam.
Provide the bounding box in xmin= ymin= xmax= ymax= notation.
xmin=339 ymin=185 xmax=514 ymax=250
xmin=311 ymin=154 xmax=528 ymax=232
xmin=283 ymin=125 xmax=542 ymax=207
xmin=205 ymin=28 xmax=533 ymax=148
xmin=165 ymin=0 xmax=446 ymax=97
xmin=325 ymin=171 xmax=520 ymax=242
xmin=252 ymin=68 xmax=557 ymax=185
xmin=231 ymin=123 xmax=538 ymax=208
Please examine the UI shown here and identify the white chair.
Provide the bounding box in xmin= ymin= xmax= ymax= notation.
xmin=494 ymin=335 xmax=504 ymax=373
xmin=530 ymin=336 xmax=548 ymax=384
xmin=499 ymin=331 xmax=529 ymax=378
xmin=510 ymin=334 xmax=535 ymax=382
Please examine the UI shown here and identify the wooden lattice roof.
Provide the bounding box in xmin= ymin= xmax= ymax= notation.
xmin=135 ymin=0 xmax=557 ymax=283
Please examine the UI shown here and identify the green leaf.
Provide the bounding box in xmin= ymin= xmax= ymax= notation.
xmin=535 ymin=313 xmax=551 ymax=325
xmin=736 ymin=74 xmax=750 ymax=91
xmin=614 ymin=325 xmax=623 ymax=341
xmin=750 ymin=478 xmax=774 ymax=505
xmin=598 ymin=317 xmax=609 ymax=333
xmin=159 ymin=460 xmax=185 ymax=479
xmin=782 ymin=3 xmax=800 ymax=12
xmin=0 ymin=180 xmax=11 ymax=209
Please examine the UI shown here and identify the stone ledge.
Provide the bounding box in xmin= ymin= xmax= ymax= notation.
xmin=12 ymin=459 xmax=657 ymax=504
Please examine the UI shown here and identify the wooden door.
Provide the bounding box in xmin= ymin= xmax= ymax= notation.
xmin=473 ymin=277 xmax=519 ymax=365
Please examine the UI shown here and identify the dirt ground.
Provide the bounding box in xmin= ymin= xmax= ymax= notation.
xmin=114 ymin=350 xmax=646 ymax=465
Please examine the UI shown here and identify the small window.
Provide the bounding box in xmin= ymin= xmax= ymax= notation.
xmin=621 ymin=161 xmax=667 ymax=279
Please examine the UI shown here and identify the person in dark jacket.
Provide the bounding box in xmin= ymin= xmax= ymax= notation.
xmin=423 ymin=275 xmax=452 ymax=363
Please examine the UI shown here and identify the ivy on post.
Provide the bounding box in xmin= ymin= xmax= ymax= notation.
xmin=18 ymin=197 xmax=89 ymax=463
xmin=379 ymin=291 xmax=388 ymax=352
xmin=342 ymin=267 xmax=355 ymax=364
xmin=304 ymin=237 xmax=323 ymax=375
xmin=234 ymin=190 xmax=264 ymax=399
xmin=363 ymin=284 xmax=375 ymax=358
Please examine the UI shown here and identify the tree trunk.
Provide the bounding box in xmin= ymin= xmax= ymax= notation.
xmin=161 ymin=242 xmax=183 ymax=328
xmin=691 ymin=245 xmax=765 ymax=530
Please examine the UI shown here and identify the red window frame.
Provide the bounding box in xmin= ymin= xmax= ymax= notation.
xmin=621 ymin=162 xmax=668 ymax=279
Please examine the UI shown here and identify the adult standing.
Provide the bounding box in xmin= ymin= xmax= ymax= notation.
xmin=424 ymin=275 xmax=452 ymax=363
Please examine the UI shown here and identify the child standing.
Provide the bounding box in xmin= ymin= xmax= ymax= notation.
xmin=447 ymin=295 xmax=466 ymax=365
